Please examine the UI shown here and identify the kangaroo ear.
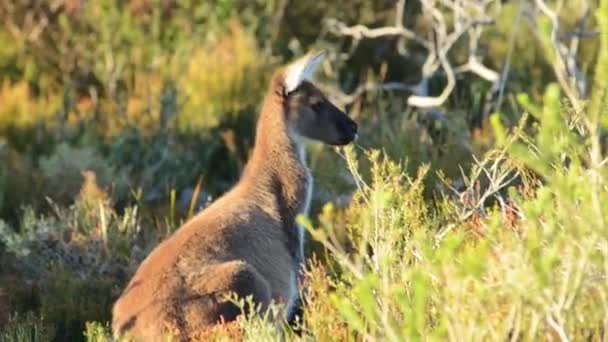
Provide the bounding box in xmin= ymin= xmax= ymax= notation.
xmin=284 ymin=50 xmax=326 ymax=94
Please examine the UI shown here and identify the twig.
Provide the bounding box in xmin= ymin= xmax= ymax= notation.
xmin=533 ymin=0 xmax=589 ymax=110
xmin=496 ymin=0 xmax=524 ymax=112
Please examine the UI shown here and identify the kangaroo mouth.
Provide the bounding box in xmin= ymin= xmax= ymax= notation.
xmin=331 ymin=132 xmax=358 ymax=146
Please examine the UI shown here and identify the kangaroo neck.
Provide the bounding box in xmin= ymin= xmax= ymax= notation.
xmin=244 ymin=89 xmax=312 ymax=222
xmin=238 ymin=76 xmax=313 ymax=265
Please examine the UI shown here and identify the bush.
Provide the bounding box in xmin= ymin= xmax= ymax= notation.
xmin=0 ymin=177 xmax=156 ymax=341
xmin=0 ymin=313 xmax=52 ymax=342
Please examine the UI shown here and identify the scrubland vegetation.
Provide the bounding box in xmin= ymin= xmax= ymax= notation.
xmin=1 ymin=0 xmax=607 ymax=341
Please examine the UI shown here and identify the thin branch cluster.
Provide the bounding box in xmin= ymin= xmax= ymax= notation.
xmin=325 ymin=0 xmax=597 ymax=110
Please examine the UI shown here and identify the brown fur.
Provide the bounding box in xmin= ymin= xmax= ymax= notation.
xmin=112 ymin=57 xmax=357 ymax=341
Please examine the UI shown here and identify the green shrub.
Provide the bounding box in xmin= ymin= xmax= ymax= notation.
xmin=83 ymin=322 xmax=111 ymax=342
xmin=0 ymin=184 xmax=157 ymax=341
xmin=178 ymin=20 xmax=274 ymax=130
xmin=0 ymin=313 xmax=52 ymax=342
xmin=39 ymin=143 xmax=129 ymax=205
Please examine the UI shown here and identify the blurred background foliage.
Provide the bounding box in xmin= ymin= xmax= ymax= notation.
xmin=0 ymin=0 xmax=606 ymax=341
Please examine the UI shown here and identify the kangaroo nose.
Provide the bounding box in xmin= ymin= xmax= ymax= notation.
xmin=349 ymin=121 xmax=358 ymax=134
xmin=335 ymin=118 xmax=359 ymax=145
xmin=346 ymin=120 xmax=358 ymax=141
xmin=352 ymin=121 xmax=359 ymax=141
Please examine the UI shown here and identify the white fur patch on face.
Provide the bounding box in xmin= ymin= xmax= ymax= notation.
xmin=284 ymin=51 xmax=326 ymax=94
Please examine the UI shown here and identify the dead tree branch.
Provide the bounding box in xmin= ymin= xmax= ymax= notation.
xmin=326 ymin=0 xmax=500 ymax=109
xmin=532 ymin=0 xmax=591 ymax=111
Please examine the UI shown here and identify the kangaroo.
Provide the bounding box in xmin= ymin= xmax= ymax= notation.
xmin=111 ymin=51 xmax=358 ymax=341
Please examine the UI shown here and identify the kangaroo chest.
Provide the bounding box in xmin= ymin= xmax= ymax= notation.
xmin=297 ymin=171 xmax=312 ymax=264
xmin=294 ymin=142 xmax=312 ymax=267
xmin=287 ymin=170 xmax=311 ymax=319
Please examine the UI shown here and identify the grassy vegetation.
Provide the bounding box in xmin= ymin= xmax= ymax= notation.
xmin=1 ymin=0 xmax=607 ymax=341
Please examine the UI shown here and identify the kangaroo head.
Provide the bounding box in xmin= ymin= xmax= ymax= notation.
xmin=282 ymin=51 xmax=358 ymax=146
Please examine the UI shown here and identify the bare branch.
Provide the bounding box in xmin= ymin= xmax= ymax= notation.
xmin=326 ymin=0 xmax=501 ymax=109
xmin=325 ymin=18 xmax=429 ymax=48
xmin=435 ymin=149 xmax=523 ymax=243
xmin=533 ymin=0 xmax=590 ymax=109
xmin=455 ymin=58 xmax=500 ymax=83
xmin=321 ymin=81 xmax=418 ymax=108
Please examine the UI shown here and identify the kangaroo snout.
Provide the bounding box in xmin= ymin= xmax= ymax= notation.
xmin=333 ymin=116 xmax=358 ymax=146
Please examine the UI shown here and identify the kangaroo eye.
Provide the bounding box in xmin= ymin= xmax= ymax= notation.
xmin=310 ymin=102 xmax=323 ymax=113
